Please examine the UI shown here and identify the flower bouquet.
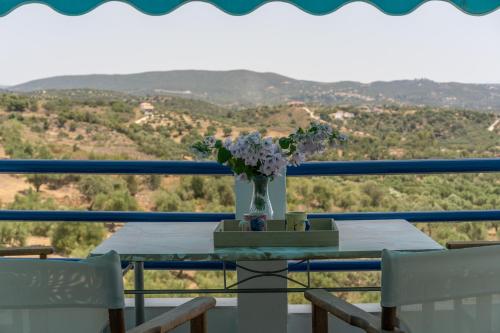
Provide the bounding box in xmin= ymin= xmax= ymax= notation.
xmin=193 ymin=122 xmax=346 ymax=225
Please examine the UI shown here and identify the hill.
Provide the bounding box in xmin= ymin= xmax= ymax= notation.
xmin=0 ymin=91 xmax=498 ymax=303
xmin=10 ymin=70 xmax=500 ymax=111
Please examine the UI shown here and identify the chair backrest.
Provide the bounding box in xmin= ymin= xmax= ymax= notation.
xmin=0 ymin=251 xmax=125 ymax=333
xmin=381 ymin=246 xmax=500 ymax=333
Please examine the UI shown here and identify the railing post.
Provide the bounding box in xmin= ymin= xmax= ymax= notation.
xmin=134 ymin=261 xmax=145 ymax=326
xmin=235 ymin=173 xmax=287 ymax=333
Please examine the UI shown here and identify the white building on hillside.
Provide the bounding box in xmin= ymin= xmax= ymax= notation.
xmin=139 ymin=102 xmax=155 ymax=115
xmin=333 ymin=111 xmax=354 ymax=120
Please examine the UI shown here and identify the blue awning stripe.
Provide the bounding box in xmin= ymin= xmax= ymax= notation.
xmin=1 ymin=0 xmax=499 ymax=17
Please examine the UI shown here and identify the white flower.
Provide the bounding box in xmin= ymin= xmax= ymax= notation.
xmin=263 ymin=137 xmax=273 ymax=148
xmin=248 ymin=132 xmax=261 ymax=144
xmin=244 ymin=153 xmax=260 ymax=166
xmin=194 ymin=123 xmax=344 ymax=180
xmin=289 ymin=152 xmax=306 ymax=167
xmin=223 ymin=137 xmax=232 ymax=149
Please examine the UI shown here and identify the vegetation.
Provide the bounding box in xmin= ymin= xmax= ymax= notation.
xmin=9 ymin=70 xmax=500 ymax=110
xmin=0 ymin=89 xmax=498 ymax=303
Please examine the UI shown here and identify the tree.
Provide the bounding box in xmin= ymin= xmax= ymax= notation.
xmin=0 ymin=223 xmax=30 ymax=246
xmin=6 ymin=96 xmax=29 ymax=112
xmin=93 ymin=190 xmax=139 ymax=211
xmin=223 ymin=127 xmax=232 ymax=137
xmin=124 ymin=175 xmax=139 ymax=196
xmin=8 ymin=189 xmax=58 ymax=239
xmin=111 ymin=101 xmax=133 ymax=113
xmin=191 ymin=176 xmax=205 ymax=199
xmin=205 ymin=125 xmax=217 ymax=136
xmin=146 ymin=175 xmax=162 ymax=191
xmin=52 ymin=223 xmax=106 ymax=255
xmin=26 ymin=146 xmax=53 ymax=192
xmin=78 ymin=176 xmax=115 ymax=201
xmin=154 ymin=191 xmax=195 ymax=212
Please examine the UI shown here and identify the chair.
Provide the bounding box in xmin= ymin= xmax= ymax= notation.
xmin=0 ymin=245 xmax=54 ymax=258
xmin=446 ymin=240 xmax=500 ymax=250
xmin=305 ymin=245 xmax=500 ymax=333
xmin=0 ymin=251 xmax=215 ymax=333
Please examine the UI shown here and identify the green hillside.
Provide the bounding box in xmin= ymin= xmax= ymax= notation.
xmin=9 ymin=70 xmax=500 ymax=111
xmin=0 ymin=90 xmax=498 ymax=303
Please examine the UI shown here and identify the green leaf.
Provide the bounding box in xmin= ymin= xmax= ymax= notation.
xmin=217 ymin=147 xmax=232 ymax=164
xmin=233 ymin=158 xmax=246 ymax=174
xmin=279 ymin=137 xmax=290 ymax=149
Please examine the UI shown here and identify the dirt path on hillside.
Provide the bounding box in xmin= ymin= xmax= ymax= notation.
xmin=488 ymin=119 xmax=500 ymax=132
xmin=0 ymin=145 xmax=31 ymax=204
xmin=302 ymin=107 xmax=322 ymax=122
xmin=0 ymin=174 xmax=29 ymax=204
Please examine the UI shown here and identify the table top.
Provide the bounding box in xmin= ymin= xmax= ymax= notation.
xmin=91 ymin=219 xmax=443 ymax=261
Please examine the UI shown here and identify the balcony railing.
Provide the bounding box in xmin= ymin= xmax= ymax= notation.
xmin=0 ymin=158 xmax=499 ymax=277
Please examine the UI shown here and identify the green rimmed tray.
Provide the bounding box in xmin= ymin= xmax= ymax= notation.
xmin=213 ymin=218 xmax=338 ymax=248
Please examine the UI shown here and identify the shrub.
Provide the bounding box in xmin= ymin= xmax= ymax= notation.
xmin=111 ymin=101 xmax=133 ymax=114
xmin=8 ymin=189 xmax=58 ymax=237
xmin=78 ymin=176 xmax=116 ymax=200
xmin=154 ymin=191 xmax=195 ymax=212
xmin=223 ymin=127 xmax=232 ymax=137
xmin=6 ymin=96 xmax=29 ymax=112
xmin=93 ymin=190 xmax=139 ymax=211
xmin=124 ymin=175 xmax=139 ymax=196
xmin=52 ymin=223 xmax=106 ymax=255
xmin=146 ymin=175 xmax=162 ymax=191
xmin=191 ymin=176 xmax=205 ymax=199
xmin=0 ymin=223 xmax=30 ymax=246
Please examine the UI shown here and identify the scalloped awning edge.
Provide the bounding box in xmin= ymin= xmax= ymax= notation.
xmin=1 ymin=0 xmax=499 ymax=17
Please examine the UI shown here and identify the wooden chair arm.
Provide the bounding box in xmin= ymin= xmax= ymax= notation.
xmin=446 ymin=240 xmax=500 ymax=250
xmin=305 ymin=289 xmax=384 ymax=333
xmin=127 ymin=297 xmax=216 ymax=333
xmin=0 ymin=246 xmax=54 ymax=258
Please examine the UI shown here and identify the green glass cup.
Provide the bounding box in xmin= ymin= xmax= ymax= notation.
xmin=286 ymin=211 xmax=307 ymax=231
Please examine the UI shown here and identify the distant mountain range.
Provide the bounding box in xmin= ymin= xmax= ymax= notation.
xmin=8 ymin=70 xmax=500 ymax=111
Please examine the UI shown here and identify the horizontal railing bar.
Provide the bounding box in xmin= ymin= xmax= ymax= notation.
xmin=43 ymin=258 xmax=381 ymax=272
xmin=123 ymin=287 xmax=381 ymax=294
xmin=310 ymin=210 xmax=500 ymax=222
xmin=0 ymin=211 xmax=233 ymax=222
xmin=122 ymin=260 xmax=381 ymax=272
xmin=289 ymin=158 xmax=500 ymax=176
xmin=0 ymin=160 xmax=231 ymax=175
xmin=0 ymin=158 xmax=498 ymax=175
xmin=0 ymin=210 xmax=498 ymax=223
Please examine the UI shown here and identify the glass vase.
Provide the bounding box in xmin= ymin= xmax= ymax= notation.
xmin=249 ymin=175 xmax=274 ymax=219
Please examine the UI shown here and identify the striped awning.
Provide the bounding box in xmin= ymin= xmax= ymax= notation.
xmin=1 ymin=0 xmax=499 ymax=17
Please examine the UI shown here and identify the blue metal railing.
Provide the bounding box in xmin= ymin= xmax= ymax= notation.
xmin=0 ymin=210 xmax=498 ymax=223
xmin=0 ymin=158 xmax=498 ymax=175
xmin=0 ymin=158 xmax=499 ymax=273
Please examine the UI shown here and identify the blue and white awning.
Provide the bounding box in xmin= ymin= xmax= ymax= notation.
xmin=1 ymin=0 xmax=499 ymax=17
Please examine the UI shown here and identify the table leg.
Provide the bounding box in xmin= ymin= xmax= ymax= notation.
xmin=134 ymin=261 xmax=145 ymax=326
xmin=236 ymin=260 xmax=288 ymax=333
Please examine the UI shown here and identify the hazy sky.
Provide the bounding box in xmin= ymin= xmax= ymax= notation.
xmin=0 ymin=2 xmax=499 ymax=86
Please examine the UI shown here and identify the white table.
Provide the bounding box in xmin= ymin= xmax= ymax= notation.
xmin=92 ymin=219 xmax=443 ymax=331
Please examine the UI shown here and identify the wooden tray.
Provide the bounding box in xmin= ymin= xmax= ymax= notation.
xmin=213 ymin=218 xmax=338 ymax=248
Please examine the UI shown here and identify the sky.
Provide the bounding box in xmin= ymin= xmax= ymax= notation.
xmin=0 ymin=1 xmax=499 ymax=86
